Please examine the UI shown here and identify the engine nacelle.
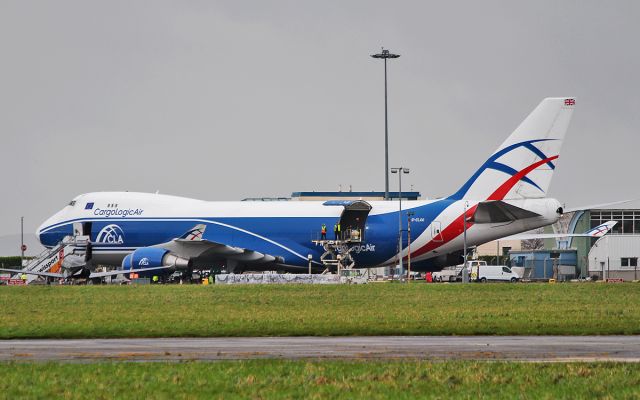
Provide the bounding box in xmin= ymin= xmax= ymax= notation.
xmin=121 ymin=247 xmax=191 ymax=272
xmin=130 ymin=247 xmax=168 ymax=269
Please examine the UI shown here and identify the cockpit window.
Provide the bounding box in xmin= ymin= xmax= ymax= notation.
xmin=68 ymin=200 xmax=76 ymax=206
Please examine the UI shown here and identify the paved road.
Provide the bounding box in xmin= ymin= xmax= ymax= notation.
xmin=1 ymin=336 xmax=639 ymax=362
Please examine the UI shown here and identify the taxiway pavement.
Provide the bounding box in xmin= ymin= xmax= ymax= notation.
xmin=2 ymin=336 xmax=640 ymax=362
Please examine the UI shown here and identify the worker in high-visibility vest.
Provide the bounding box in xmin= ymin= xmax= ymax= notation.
xmin=20 ymin=273 xmax=27 ymax=282
xmin=321 ymin=223 xmax=327 ymax=240
xmin=334 ymin=223 xmax=341 ymax=240
xmin=152 ymin=275 xmax=159 ymax=284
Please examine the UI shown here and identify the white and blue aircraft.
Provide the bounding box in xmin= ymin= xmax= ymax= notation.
xmin=5 ymin=97 xmax=610 ymax=279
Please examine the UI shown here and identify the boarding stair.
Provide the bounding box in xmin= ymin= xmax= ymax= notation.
xmin=316 ymin=240 xmax=357 ymax=274
xmin=13 ymin=236 xmax=89 ymax=284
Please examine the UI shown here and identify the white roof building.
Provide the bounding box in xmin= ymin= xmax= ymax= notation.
xmin=588 ymin=234 xmax=640 ymax=281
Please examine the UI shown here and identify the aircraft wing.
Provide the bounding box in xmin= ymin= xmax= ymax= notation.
xmin=0 ymin=266 xmax=178 ymax=280
xmin=88 ymin=265 xmax=177 ymax=279
xmin=0 ymin=268 xmax=66 ymax=279
xmin=502 ymin=221 xmax=617 ymax=241
xmin=86 ymin=239 xmax=287 ymax=278
xmin=158 ymin=239 xmax=285 ymax=265
xmin=80 ymin=224 xmax=285 ymax=279
xmin=6 ymin=224 xmax=291 ymax=281
xmin=146 ymin=224 xmax=284 ymax=265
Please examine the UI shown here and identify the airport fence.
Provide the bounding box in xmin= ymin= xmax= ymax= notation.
xmin=215 ymin=274 xmax=341 ymax=285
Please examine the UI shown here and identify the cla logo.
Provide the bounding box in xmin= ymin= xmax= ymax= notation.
xmin=138 ymin=258 xmax=149 ymax=266
xmin=95 ymin=224 xmax=125 ymax=244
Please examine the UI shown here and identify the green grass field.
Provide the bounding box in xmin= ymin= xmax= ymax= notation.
xmin=2 ymin=360 xmax=639 ymax=399
xmin=1 ymin=283 xmax=639 ymax=339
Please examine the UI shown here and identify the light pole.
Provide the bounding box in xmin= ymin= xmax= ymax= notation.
xmin=20 ymin=216 xmax=24 ymax=263
xmin=462 ymin=201 xmax=469 ymax=283
xmin=371 ymin=47 xmax=400 ymax=200
xmin=407 ymin=211 xmax=415 ymax=282
xmin=391 ymin=167 xmax=410 ymax=279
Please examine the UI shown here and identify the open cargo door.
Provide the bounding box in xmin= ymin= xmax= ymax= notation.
xmin=322 ymin=200 xmax=372 ymax=241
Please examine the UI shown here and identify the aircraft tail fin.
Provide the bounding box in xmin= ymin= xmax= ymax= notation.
xmin=449 ymin=97 xmax=575 ymax=201
xmin=584 ymin=221 xmax=617 ymax=237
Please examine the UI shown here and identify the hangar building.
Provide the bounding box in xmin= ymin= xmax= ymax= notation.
xmin=481 ymin=204 xmax=640 ymax=281
xmin=588 ymin=235 xmax=640 ymax=280
xmin=553 ymin=208 xmax=640 ymax=279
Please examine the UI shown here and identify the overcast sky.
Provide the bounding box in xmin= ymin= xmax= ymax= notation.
xmin=1 ymin=0 xmax=639 ymax=238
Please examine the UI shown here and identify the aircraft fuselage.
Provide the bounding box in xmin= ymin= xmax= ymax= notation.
xmin=37 ymin=192 xmax=561 ymax=272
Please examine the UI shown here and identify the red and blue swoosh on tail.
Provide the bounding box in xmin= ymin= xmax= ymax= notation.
xmin=409 ymin=139 xmax=558 ymax=259
xmin=448 ymin=139 xmax=557 ymax=200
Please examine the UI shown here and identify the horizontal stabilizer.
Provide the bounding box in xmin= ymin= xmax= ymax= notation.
xmin=471 ymin=201 xmax=541 ymax=224
xmin=563 ymin=199 xmax=639 ymax=213
xmin=503 ymin=221 xmax=617 ymax=240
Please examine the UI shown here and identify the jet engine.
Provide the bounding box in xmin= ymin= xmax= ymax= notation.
xmin=122 ymin=247 xmax=191 ymax=272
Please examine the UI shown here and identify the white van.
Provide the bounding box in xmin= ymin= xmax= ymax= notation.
xmin=475 ymin=265 xmax=519 ymax=283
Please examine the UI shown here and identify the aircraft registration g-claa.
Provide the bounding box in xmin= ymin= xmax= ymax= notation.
xmin=5 ymin=97 xmax=607 ymax=280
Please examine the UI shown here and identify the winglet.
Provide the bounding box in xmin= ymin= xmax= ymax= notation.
xmin=179 ymin=224 xmax=206 ymax=241
xmin=584 ymin=221 xmax=617 ymax=237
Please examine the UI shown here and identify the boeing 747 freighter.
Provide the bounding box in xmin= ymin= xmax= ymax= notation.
xmin=6 ymin=97 xmax=613 ymax=280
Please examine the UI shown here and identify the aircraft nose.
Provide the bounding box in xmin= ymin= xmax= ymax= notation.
xmin=36 ymin=212 xmax=60 ymax=246
xmin=35 ymin=221 xmax=46 ymax=244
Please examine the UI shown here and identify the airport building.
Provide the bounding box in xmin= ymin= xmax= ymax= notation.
xmin=551 ymin=208 xmax=640 ymax=280
xmin=243 ymin=191 xmax=422 ymax=202
xmin=509 ymin=249 xmax=578 ymax=281
xmin=480 ymin=205 xmax=640 ymax=281
xmin=291 ymin=191 xmax=422 ymax=201
xmin=588 ymin=234 xmax=640 ymax=281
